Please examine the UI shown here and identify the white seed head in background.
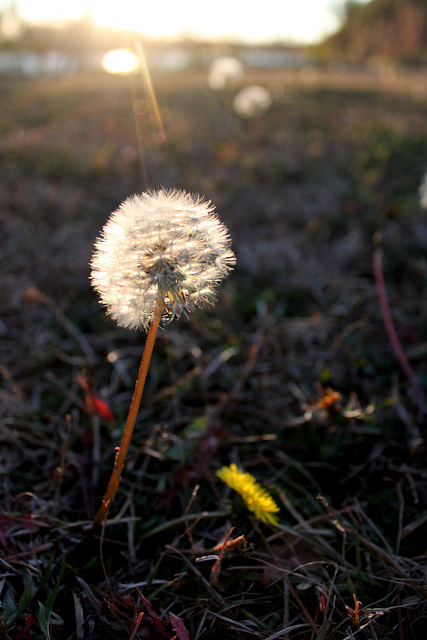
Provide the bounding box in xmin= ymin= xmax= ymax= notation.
xmin=233 ymin=85 xmax=272 ymax=118
xmin=90 ymin=189 xmax=236 ymax=331
xmin=208 ymin=56 xmax=244 ymax=90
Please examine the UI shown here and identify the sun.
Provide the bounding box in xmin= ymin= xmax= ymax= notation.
xmin=102 ymin=49 xmax=139 ymax=74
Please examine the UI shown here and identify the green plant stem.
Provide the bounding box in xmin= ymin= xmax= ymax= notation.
xmin=93 ymin=296 xmax=163 ymax=529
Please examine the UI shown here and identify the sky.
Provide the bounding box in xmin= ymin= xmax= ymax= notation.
xmin=0 ymin=0 xmax=371 ymax=45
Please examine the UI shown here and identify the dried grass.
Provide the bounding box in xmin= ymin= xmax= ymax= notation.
xmin=1 ymin=66 xmax=427 ymax=638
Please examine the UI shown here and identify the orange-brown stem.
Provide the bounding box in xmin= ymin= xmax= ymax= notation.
xmin=93 ymin=297 xmax=163 ymax=529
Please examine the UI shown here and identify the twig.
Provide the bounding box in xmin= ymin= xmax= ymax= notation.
xmin=24 ymin=285 xmax=97 ymax=365
xmin=373 ymin=240 xmax=426 ymax=428
xmin=284 ymin=576 xmax=318 ymax=635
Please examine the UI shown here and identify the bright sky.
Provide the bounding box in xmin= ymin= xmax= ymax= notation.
xmin=1 ymin=0 xmax=370 ymax=44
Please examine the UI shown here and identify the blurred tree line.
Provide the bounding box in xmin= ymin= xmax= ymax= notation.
xmin=1 ymin=0 xmax=426 ymax=64
xmin=326 ymin=0 xmax=427 ymax=63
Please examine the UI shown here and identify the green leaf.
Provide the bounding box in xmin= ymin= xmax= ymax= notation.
xmin=38 ymin=563 xmax=65 ymax=640
xmin=0 ymin=588 xmax=18 ymax=625
xmin=38 ymin=600 xmax=51 ymax=640
xmin=0 ymin=570 xmax=37 ymax=627
xmin=17 ymin=569 xmax=37 ymax=617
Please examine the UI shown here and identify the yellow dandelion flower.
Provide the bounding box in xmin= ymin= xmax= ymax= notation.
xmin=216 ymin=463 xmax=280 ymax=526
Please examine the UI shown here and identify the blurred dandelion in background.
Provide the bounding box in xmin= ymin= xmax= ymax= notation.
xmin=208 ymin=56 xmax=244 ymax=90
xmin=233 ymin=85 xmax=272 ymax=118
xmin=217 ymin=463 xmax=280 ymax=526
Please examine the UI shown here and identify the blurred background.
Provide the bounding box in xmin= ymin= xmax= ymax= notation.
xmin=1 ymin=1 xmax=427 ymax=638
xmin=0 ymin=0 xmax=426 ymax=77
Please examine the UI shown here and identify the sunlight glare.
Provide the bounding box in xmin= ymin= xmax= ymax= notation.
xmin=13 ymin=0 xmax=372 ymax=45
xmin=16 ymin=0 xmax=89 ymax=23
xmin=102 ymin=49 xmax=139 ymax=75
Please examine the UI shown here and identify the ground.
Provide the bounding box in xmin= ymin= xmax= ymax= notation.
xmin=1 ymin=64 xmax=427 ymax=639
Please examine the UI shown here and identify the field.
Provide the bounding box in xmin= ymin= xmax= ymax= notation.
xmin=1 ymin=64 xmax=427 ymax=639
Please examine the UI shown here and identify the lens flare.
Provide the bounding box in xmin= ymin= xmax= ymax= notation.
xmin=102 ymin=49 xmax=139 ymax=75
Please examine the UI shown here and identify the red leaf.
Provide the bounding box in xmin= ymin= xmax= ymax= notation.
xmin=78 ymin=375 xmax=115 ymax=421
xmin=12 ymin=614 xmax=37 ymax=640
xmin=86 ymin=392 xmax=115 ymax=421
xmin=139 ymin=594 xmax=168 ymax=636
xmin=140 ymin=594 xmax=159 ymax=619
xmin=0 ymin=521 xmax=9 ymax=550
xmin=169 ymin=612 xmax=191 ymax=640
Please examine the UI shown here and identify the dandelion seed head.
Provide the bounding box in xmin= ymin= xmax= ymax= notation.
xmin=208 ymin=56 xmax=244 ymax=90
xmin=217 ymin=463 xmax=280 ymax=526
xmin=233 ymin=85 xmax=272 ymax=118
xmin=90 ymin=189 xmax=235 ymax=331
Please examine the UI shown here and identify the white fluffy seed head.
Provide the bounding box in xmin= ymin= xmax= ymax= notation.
xmin=90 ymin=189 xmax=236 ymax=331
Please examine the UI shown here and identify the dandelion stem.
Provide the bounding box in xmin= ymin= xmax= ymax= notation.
xmin=93 ymin=296 xmax=163 ymax=529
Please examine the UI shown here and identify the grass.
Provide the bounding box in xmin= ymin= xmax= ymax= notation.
xmin=1 ymin=65 xmax=427 ymax=638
